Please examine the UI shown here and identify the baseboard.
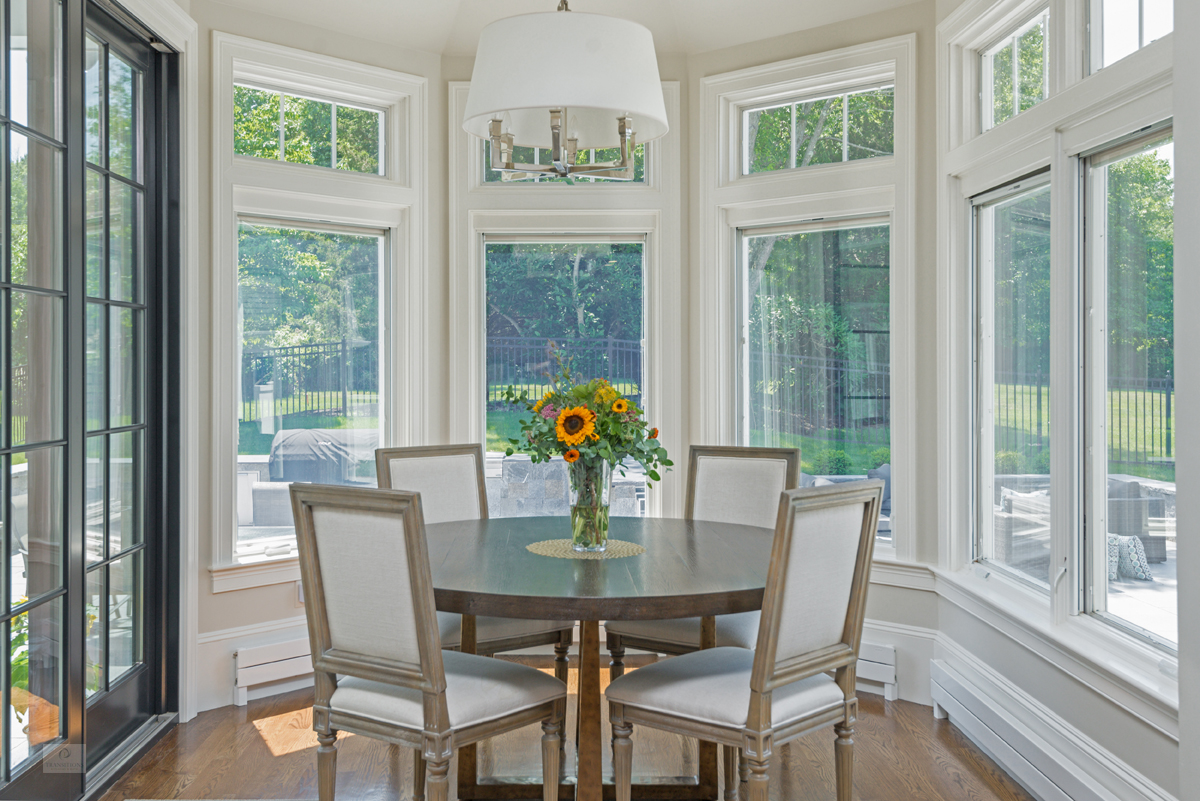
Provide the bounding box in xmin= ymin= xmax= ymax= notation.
xmin=862 ymin=618 xmax=938 ymax=705
xmin=932 ymin=638 xmax=1176 ymax=801
xmin=196 ymin=616 xmax=310 ymax=712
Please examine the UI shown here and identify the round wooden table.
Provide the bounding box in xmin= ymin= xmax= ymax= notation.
xmin=425 ymin=516 xmax=775 ymax=801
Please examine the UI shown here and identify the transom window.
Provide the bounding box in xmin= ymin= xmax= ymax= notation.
xmin=1089 ymin=0 xmax=1173 ymax=72
xmin=741 ymin=85 xmax=894 ymax=175
xmin=233 ymin=84 xmax=384 ymax=175
xmin=981 ymin=10 xmax=1048 ymax=131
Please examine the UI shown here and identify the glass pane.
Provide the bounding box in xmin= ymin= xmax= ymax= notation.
xmin=86 ymin=302 xmax=104 ymax=430
xmin=485 ymin=242 xmax=648 ymax=518
xmin=9 ymin=597 xmax=62 ymax=767
xmin=111 ymin=430 xmax=142 ymax=553
xmin=87 ymin=169 xmax=104 ymax=297
xmin=85 ymin=436 xmax=104 ymax=563
xmin=110 ymin=306 xmax=139 ymax=427
xmin=283 ymin=94 xmax=332 ymax=167
xmin=335 ymin=104 xmax=382 ymax=174
xmin=11 ymin=447 xmax=64 ymax=605
xmin=236 ymin=222 xmax=383 ymax=556
xmin=743 ymin=225 xmax=892 ymax=539
xmin=795 ymin=95 xmax=844 ymax=167
xmin=233 ymin=85 xmax=281 ymax=160
xmin=745 ymin=104 xmax=792 ymax=174
xmin=85 ymin=569 xmax=104 ymax=696
xmin=1017 ymin=21 xmax=1046 ymax=113
xmin=108 ymin=52 xmax=137 ymax=178
xmin=10 ymin=0 xmax=62 ymax=138
xmin=109 ymin=180 xmax=139 ymax=302
xmin=108 ymin=551 xmax=142 ymax=683
xmin=10 ymin=132 xmax=63 ymax=290
xmin=1144 ymin=0 xmax=1173 ymax=45
xmin=1097 ymin=137 xmax=1175 ymax=642
xmin=990 ymin=42 xmax=1015 ymax=127
xmin=1099 ymin=0 xmax=1140 ymax=68
xmin=12 ymin=291 xmax=63 ymax=446
xmin=846 ymin=87 xmax=895 ymax=162
xmin=85 ymin=36 xmax=102 ymax=164
xmin=979 ymin=182 xmax=1052 ymax=585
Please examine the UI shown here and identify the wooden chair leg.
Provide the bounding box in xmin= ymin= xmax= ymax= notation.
xmin=412 ymin=748 xmax=425 ymax=801
xmin=554 ymin=630 xmax=572 ymax=684
xmin=316 ymin=731 xmax=338 ymax=801
xmin=612 ymin=719 xmax=634 ymax=801
xmin=541 ymin=717 xmax=563 ymax=801
xmin=746 ymin=754 xmax=770 ymax=801
xmin=739 ymin=749 xmax=749 ymax=785
xmin=426 ymin=756 xmax=451 ymax=801
xmin=723 ymin=745 xmax=740 ymax=800
xmin=607 ymin=632 xmax=626 ymax=681
xmin=835 ymin=722 xmax=855 ymax=801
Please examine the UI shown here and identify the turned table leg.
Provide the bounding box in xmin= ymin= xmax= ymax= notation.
xmin=577 ymin=620 xmax=603 ymax=801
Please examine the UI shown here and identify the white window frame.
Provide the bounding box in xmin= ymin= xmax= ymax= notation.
xmin=448 ymin=81 xmax=682 ymax=517
xmin=1089 ymin=0 xmax=1174 ymax=74
xmin=980 ymin=7 xmax=1050 ymax=131
xmin=210 ymin=33 xmax=428 ymax=591
xmin=698 ymin=35 xmax=916 ymax=561
xmin=939 ymin=0 xmax=1178 ymax=716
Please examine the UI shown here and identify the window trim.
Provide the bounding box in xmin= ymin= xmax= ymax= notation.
xmin=699 ymin=35 xmax=916 ymax=561
xmin=210 ymin=33 xmax=428 ymax=589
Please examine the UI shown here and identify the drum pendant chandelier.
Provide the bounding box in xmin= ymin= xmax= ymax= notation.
xmin=462 ymin=1 xmax=669 ymax=181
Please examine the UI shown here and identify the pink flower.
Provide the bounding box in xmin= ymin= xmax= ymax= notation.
xmin=540 ymin=404 xmax=559 ymax=419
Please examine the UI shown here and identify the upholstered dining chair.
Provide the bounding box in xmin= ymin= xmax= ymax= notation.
xmin=604 ymin=445 xmax=800 ymax=677
xmin=376 ymin=444 xmax=575 ymax=683
xmin=291 ymin=484 xmax=566 ymax=801
xmin=606 ymin=480 xmax=883 ymax=801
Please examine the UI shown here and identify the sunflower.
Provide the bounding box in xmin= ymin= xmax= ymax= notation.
xmin=611 ymin=398 xmax=629 ymax=414
xmin=556 ymin=406 xmax=596 ymax=446
xmin=595 ymin=384 xmax=619 ymax=405
xmin=649 ymin=427 xmax=659 ymax=440
xmin=533 ymin=390 xmax=553 ymax=413
xmin=563 ymin=449 xmax=581 ymax=463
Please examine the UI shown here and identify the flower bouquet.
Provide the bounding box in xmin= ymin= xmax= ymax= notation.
xmin=501 ymin=347 xmax=671 ymax=552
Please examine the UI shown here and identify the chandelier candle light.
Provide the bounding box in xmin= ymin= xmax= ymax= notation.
xmin=462 ymin=1 xmax=669 ymax=181
xmin=501 ymin=348 xmax=671 ymax=552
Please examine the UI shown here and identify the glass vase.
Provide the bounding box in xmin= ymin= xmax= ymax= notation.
xmin=568 ymin=460 xmax=611 ymax=552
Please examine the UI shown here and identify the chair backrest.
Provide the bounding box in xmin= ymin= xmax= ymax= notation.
xmin=749 ymin=480 xmax=883 ymax=704
xmin=686 ymin=446 xmax=800 ymax=530
xmin=290 ymin=484 xmax=448 ymax=720
xmin=375 ymin=444 xmax=488 ymax=524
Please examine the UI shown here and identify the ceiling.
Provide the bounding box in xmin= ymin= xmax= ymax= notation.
xmin=213 ymin=0 xmax=916 ymax=57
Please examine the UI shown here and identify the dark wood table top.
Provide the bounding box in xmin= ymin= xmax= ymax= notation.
xmin=425 ymin=516 xmax=774 ymax=621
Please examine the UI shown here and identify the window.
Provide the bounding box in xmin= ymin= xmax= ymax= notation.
xmin=1086 ymin=131 xmax=1175 ymax=644
xmin=742 ymin=86 xmax=894 ymax=175
xmin=234 ymin=221 xmax=383 ymax=560
xmin=485 ymin=239 xmax=647 ymax=517
xmin=483 ymin=141 xmax=646 ymax=183
xmin=1090 ymin=0 xmax=1173 ymax=72
xmin=974 ymin=176 xmax=1052 ymax=587
xmin=233 ymin=84 xmax=384 ymax=175
xmin=740 ymin=220 xmax=893 ymax=539
xmin=981 ymin=10 xmax=1048 ymax=131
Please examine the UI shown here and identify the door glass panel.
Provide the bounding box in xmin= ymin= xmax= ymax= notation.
xmin=110 ymin=306 xmax=139 ymax=427
xmin=107 ymin=551 xmax=141 ymax=683
xmin=10 ymin=447 xmax=63 ymax=605
xmin=109 ymin=180 xmax=139 ymax=302
xmin=10 ymin=132 xmax=63 ymax=290
xmin=12 ymin=291 xmax=63 ymax=446
xmin=107 ymin=51 xmax=136 ymax=179
xmin=85 ymin=569 xmax=104 ymax=697
xmin=85 ymin=35 xmax=102 ymax=163
xmin=9 ymin=597 xmax=63 ymax=767
xmin=110 ymin=430 xmax=141 ymax=552
xmin=10 ymin=0 xmax=62 ymax=138
xmin=87 ymin=302 xmax=104 ymax=430
xmin=86 ymin=168 xmax=104 ymax=296
xmin=85 ymin=436 xmax=104 ymax=563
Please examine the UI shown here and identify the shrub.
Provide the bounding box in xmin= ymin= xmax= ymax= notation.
xmin=1031 ymin=449 xmax=1051 ymax=475
xmin=811 ymin=449 xmax=853 ymax=475
xmin=995 ymin=450 xmax=1023 ymax=474
xmin=868 ymin=447 xmax=891 ymax=469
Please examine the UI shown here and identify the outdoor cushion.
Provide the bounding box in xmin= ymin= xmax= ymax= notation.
xmin=1115 ymin=534 xmax=1153 ymax=581
xmin=812 ymin=477 xmax=835 ymax=487
xmin=867 ymin=463 xmax=892 ymax=515
xmin=1107 ymin=534 xmax=1120 ymax=581
xmin=605 ymin=647 xmax=844 ymax=728
xmin=605 ymin=612 xmax=760 ymax=650
xmin=438 ymin=612 xmax=569 ymax=649
xmin=330 ymin=649 xmax=565 ymax=730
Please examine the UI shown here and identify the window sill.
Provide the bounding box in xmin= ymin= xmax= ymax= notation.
xmin=210 ymin=555 xmax=300 ymax=593
xmin=934 ymin=564 xmax=1179 ymax=738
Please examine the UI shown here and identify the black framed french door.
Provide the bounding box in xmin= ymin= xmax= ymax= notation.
xmin=0 ymin=0 xmax=177 ymax=797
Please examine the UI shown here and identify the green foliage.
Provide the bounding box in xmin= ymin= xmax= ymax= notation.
xmin=810 ymin=449 xmax=852 ymax=475
xmin=1031 ymin=449 xmax=1051 ymax=475
xmin=989 ymin=20 xmax=1046 ymax=127
xmin=995 ymin=450 xmax=1023 ymax=474
xmin=868 ymin=447 xmax=891 ymax=468
xmin=745 ymin=87 xmax=894 ymax=174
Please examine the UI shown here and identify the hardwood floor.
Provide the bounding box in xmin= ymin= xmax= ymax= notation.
xmin=100 ymin=656 xmax=1033 ymax=801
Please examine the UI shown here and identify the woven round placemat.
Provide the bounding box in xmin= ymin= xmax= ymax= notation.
xmin=526 ymin=538 xmax=646 ymax=560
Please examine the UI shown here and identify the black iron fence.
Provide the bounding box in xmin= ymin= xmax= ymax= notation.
xmin=241 ymin=340 xmax=378 ymax=422
xmin=487 ymin=336 xmax=643 ymax=409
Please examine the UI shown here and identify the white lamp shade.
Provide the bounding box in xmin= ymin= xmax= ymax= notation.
xmin=463 ymin=11 xmax=668 ymax=150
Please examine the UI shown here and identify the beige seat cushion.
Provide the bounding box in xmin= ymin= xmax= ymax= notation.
xmin=604 ymin=612 xmax=760 ymax=650
xmin=605 ymin=647 xmax=844 ymax=728
xmin=437 ymin=612 xmax=571 ymax=649
xmin=331 ymin=650 xmax=566 ymax=730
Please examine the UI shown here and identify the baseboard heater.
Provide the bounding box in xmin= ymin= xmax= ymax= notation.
xmin=856 ymin=642 xmax=898 ymax=700
xmin=234 ymin=638 xmax=313 ymax=707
